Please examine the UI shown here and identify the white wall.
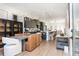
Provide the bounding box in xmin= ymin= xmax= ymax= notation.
xmin=0 ymin=4 xmax=27 ymax=22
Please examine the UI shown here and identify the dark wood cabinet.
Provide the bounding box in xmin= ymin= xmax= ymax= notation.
xmin=5 ymin=20 xmax=23 ymax=36
xmin=24 ymin=17 xmax=40 ymax=29
xmin=0 ymin=20 xmax=6 ymax=44
xmin=40 ymin=22 xmax=44 ymax=31
xmin=0 ymin=18 xmax=23 ymax=45
xmin=12 ymin=21 xmax=23 ymax=35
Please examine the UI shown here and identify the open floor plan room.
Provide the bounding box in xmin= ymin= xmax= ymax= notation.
xmin=0 ymin=3 xmax=69 ymax=56
xmin=0 ymin=3 xmax=79 ymax=56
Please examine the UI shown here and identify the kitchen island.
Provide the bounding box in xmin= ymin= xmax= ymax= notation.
xmin=2 ymin=32 xmax=42 ymax=56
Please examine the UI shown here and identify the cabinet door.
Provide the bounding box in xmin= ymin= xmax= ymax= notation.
xmin=27 ymin=36 xmax=33 ymax=51
xmin=27 ymin=35 xmax=35 ymax=51
xmin=36 ymin=33 xmax=41 ymax=46
xmin=33 ymin=34 xmax=36 ymax=49
xmin=0 ymin=20 xmax=5 ymax=43
xmin=18 ymin=22 xmax=23 ymax=33
xmin=37 ymin=34 xmax=40 ymax=46
xmin=25 ymin=33 xmax=42 ymax=52
xmin=39 ymin=33 xmax=42 ymax=43
xmin=35 ymin=34 xmax=38 ymax=47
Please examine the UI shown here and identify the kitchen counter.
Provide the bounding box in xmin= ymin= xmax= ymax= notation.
xmin=10 ymin=34 xmax=31 ymax=40
xmin=56 ymin=35 xmax=71 ymax=39
xmin=2 ymin=32 xmax=42 ymax=55
xmin=9 ymin=32 xmax=41 ymax=40
xmin=56 ymin=35 xmax=70 ymax=50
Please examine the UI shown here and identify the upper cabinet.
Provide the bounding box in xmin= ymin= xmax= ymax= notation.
xmin=24 ymin=17 xmax=46 ymax=31
xmin=0 ymin=19 xmax=23 ymax=36
xmin=0 ymin=20 xmax=5 ymax=33
xmin=24 ymin=17 xmax=40 ymax=28
xmin=24 ymin=17 xmax=31 ymax=28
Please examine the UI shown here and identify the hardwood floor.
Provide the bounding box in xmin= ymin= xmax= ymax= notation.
xmin=17 ymin=40 xmax=64 ymax=56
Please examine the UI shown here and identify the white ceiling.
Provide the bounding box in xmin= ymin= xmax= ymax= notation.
xmin=4 ymin=3 xmax=68 ymax=21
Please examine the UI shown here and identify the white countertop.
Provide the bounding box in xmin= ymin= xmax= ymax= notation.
xmin=10 ymin=34 xmax=31 ymax=40
xmin=56 ymin=35 xmax=71 ymax=38
xmin=10 ymin=33 xmax=41 ymax=40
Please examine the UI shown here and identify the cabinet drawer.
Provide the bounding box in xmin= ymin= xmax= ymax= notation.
xmin=57 ymin=39 xmax=68 ymax=42
xmin=57 ymin=42 xmax=68 ymax=46
xmin=56 ymin=45 xmax=64 ymax=50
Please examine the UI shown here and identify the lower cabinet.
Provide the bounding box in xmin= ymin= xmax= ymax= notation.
xmin=36 ymin=34 xmax=40 ymax=46
xmin=56 ymin=38 xmax=69 ymax=50
xmin=25 ymin=33 xmax=42 ymax=52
